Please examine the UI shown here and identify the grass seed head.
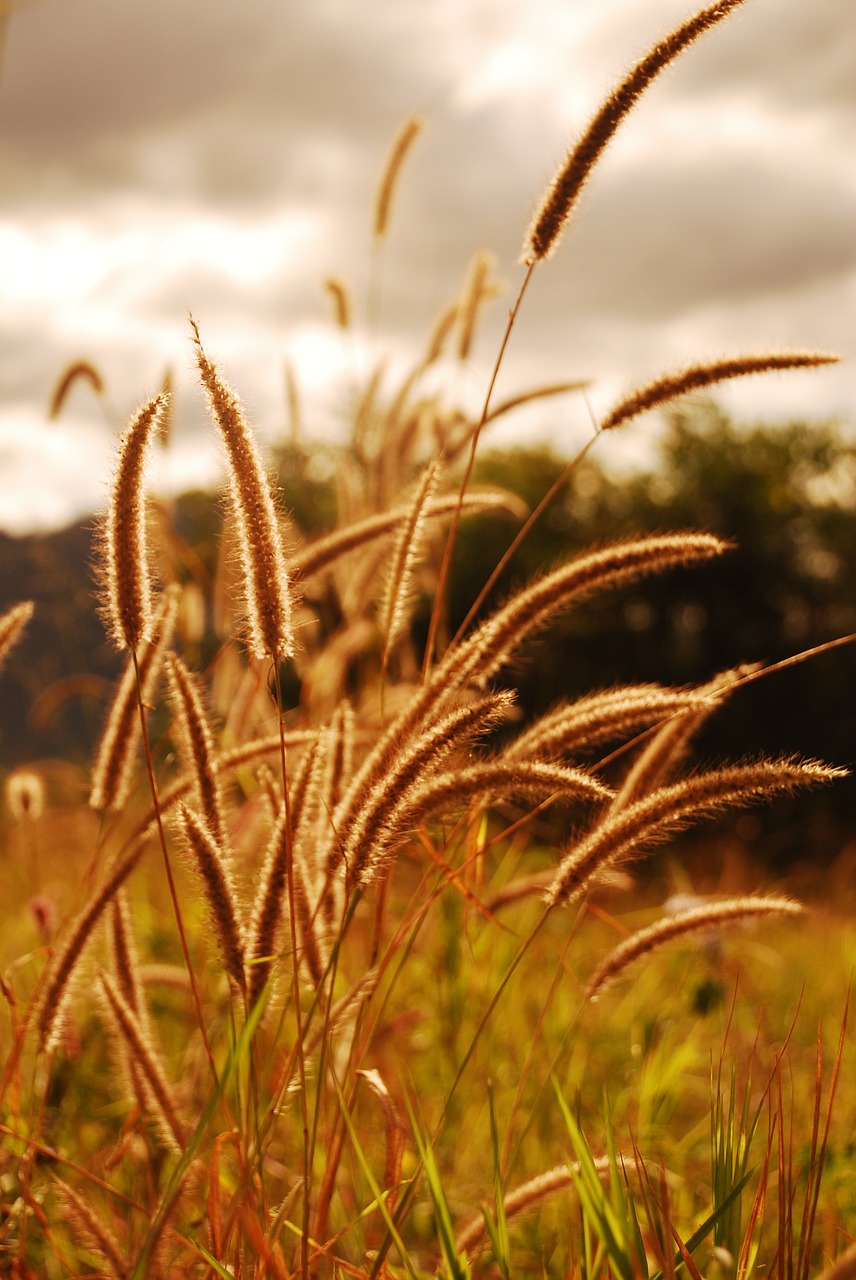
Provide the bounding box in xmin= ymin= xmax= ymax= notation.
xmin=98 ymin=392 xmax=169 ymax=651
xmin=0 ymin=600 xmax=34 ymax=674
xmin=178 ymin=804 xmax=246 ymax=992
xmin=374 ymin=113 xmax=424 ymax=239
xmin=523 ymin=0 xmax=746 ymax=262
xmin=192 ymin=319 xmax=296 ymax=663
xmin=600 ymin=353 xmax=840 ymax=431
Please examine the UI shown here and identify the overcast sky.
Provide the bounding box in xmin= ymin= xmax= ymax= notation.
xmin=0 ymin=0 xmax=853 ymax=533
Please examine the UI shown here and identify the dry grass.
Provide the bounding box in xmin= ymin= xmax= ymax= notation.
xmin=0 ymin=4 xmax=852 ymax=1276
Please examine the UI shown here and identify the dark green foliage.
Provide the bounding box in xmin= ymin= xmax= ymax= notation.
xmin=456 ymin=404 xmax=856 ymax=870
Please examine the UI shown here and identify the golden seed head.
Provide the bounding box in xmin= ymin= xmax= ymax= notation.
xmin=523 ymin=0 xmax=746 ymax=263
xmin=6 ymin=769 xmax=45 ymax=821
xmin=99 ymin=392 xmax=169 ymax=651
xmin=374 ymin=114 xmax=424 ymax=239
xmin=191 ymin=319 xmax=296 ymax=662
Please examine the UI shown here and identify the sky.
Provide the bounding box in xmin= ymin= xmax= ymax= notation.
xmin=0 ymin=0 xmax=853 ymax=534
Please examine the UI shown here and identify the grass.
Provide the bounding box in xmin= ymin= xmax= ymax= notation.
xmin=1 ymin=2 xmax=855 ymax=1275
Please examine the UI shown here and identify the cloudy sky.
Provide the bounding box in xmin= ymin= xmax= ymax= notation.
xmin=0 ymin=0 xmax=852 ymax=533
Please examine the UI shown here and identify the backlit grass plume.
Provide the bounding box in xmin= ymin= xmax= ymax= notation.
xmin=177 ymin=805 xmax=246 ymax=993
xmin=48 ymin=359 xmax=105 ymax=420
xmin=37 ymin=840 xmax=148 ymax=1050
xmin=586 ymin=896 xmax=805 ymax=1000
xmin=97 ymin=970 xmax=186 ymax=1152
xmin=374 ymin=113 xmax=423 ymax=240
xmin=165 ymin=653 xmax=229 ymax=852
xmin=548 ymin=759 xmax=846 ymax=905
xmin=97 ymin=392 xmax=169 ymax=651
xmin=192 ymin=318 xmax=295 ymax=662
xmin=0 ymin=600 xmax=34 ymax=674
xmin=6 ymin=1 xmax=854 ymax=1272
xmin=600 ymin=353 xmax=840 ymax=431
xmin=89 ymin=586 xmax=180 ymax=811
xmin=523 ymin=0 xmax=746 ymax=262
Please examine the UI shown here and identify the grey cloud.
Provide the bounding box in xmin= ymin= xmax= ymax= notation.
xmin=675 ymin=0 xmax=856 ymax=114
xmin=538 ymin=154 xmax=856 ymax=322
xmin=0 ymin=0 xmax=851 ymax=533
xmin=0 ymin=0 xmax=440 ymax=198
xmin=579 ymin=0 xmax=856 ymax=119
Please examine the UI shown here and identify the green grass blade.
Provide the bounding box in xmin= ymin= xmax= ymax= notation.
xmin=649 ymin=1171 xmax=755 ymax=1280
xmin=486 ymin=1082 xmax=511 ymax=1278
xmin=129 ymin=986 xmax=269 ymax=1280
xmin=406 ymin=1097 xmax=471 ymax=1280
xmin=331 ymin=1069 xmax=418 ymax=1279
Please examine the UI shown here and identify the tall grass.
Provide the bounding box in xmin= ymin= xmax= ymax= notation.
xmin=1 ymin=3 xmax=853 ymax=1276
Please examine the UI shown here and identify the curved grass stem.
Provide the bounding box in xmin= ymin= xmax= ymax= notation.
xmin=422 ymin=260 xmax=536 ymax=676
xmin=132 ymin=648 xmax=219 ymax=1090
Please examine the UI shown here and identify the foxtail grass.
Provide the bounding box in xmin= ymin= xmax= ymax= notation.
xmin=373 ymin=114 xmax=423 ymax=240
xmin=177 ymin=805 xmax=245 ymax=994
xmin=48 ymin=360 xmax=105 ymax=420
xmin=192 ymin=318 xmax=295 ymax=663
xmin=600 ymin=353 xmax=840 ymax=432
xmin=6 ymin=2 xmax=854 ymax=1274
xmin=89 ymin=586 xmax=180 ymax=811
xmin=97 ymin=392 xmax=168 ymax=652
xmin=0 ymin=600 xmax=34 ymax=673
xmin=522 ymin=0 xmax=746 ymax=263
xmin=165 ymin=652 xmax=229 ymax=852
xmin=586 ymin=896 xmax=805 ymax=1000
xmin=36 ymin=840 xmax=148 ymax=1051
xmin=97 ymin=971 xmax=186 ymax=1153
xmin=548 ymin=759 xmax=845 ymax=905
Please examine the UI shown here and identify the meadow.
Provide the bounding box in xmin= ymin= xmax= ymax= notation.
xmin=1 ymin=1 xmax=855 ymax=1275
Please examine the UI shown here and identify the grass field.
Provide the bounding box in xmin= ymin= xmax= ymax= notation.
xmin=1 ymin=2 xmax=854 ymax=1275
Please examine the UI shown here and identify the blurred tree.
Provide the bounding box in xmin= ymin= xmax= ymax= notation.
xmin=2 ymin=403 xmax=853 ymax=869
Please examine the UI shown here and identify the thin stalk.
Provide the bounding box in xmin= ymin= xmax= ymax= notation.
xmin=422 ymin=260 xmax=536 ymax=676
xmin=369 ymin=898 xmax=554 ymax=1279
xmin=499 ymin=913 xmax=584 ymax=1177
xmin=452 ymin=431 xmax=600 ymax=644
xmin=271 ymin=659 xmax=310 ymax=1280
xmin=307 ymin=918 xmax=348 ymax=1249
xmin=132 ymin=648 xmax=219 ymax=1088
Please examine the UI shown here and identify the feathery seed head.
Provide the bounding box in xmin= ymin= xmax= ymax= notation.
xmin=166 ymin=653 xmax=228 ymax=851
xmin=324 ymin=276 xmax=351 ymax=329
xmin=178 ymin=804 xmax=246 ymax=991
xmin=586 ymin=896 xmax=805 ymax=1000
xmin=457 ymin=249 xmax=498 ymax=361
xmin=246 ymin=804 xmax=291 ymax=1012
xmin=547 ymin=757 xmax=845 ymax=906
xmin=37 ymin=841 xmax=147 ymax=1050
xmin=449 ymin=532 xmax=728 ymax=690
xmin=48 ymin=360 xmax=104 ymax=420
xmin=89 ymin=585 xmax=180 ymax=812
xmin=99 ymin=393 xmax=169 ymax=651
xmin=523 ymin=0 xmax=746 ymax=262
xmin=0 ymin=600 xmax=34 ymax=677
xmin=379 ymin=460 xmax=442 ymax=659
xmin=600 ymin=353 xmax=840 ymax=432
xmin=97 ymin=970 xmax=185 ymax=1151
xmin=192 ymin=319 xmax=295 ymax=662
xmin=374 ymin=114 xmax=424 ymax=239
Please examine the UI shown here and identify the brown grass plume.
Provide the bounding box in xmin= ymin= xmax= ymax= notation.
xmin=523 ymin=0 xmax=746 ymax=262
